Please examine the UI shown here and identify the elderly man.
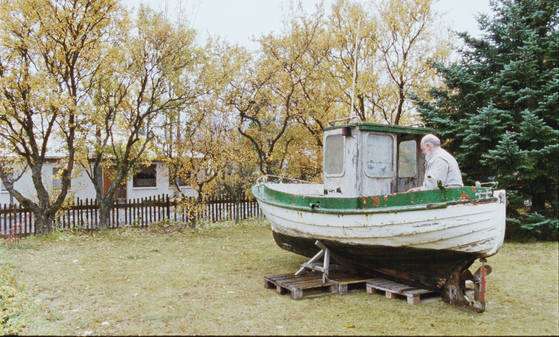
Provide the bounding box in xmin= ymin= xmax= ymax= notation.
xmin=407 ymin=134 xmax=463 ymax=192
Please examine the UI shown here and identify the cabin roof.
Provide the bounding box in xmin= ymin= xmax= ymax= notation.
xmin=325 ymin=122 xmax=433 ymax=135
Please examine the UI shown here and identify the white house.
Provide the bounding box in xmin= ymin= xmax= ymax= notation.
xmin=0 ymin=159 xmax=197 ymax=205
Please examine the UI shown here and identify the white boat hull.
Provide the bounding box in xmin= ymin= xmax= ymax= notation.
xmin=259 ymin=190 xmax=506 ymax=257
xmin=253 ymin=183 xmax=506 ymax=293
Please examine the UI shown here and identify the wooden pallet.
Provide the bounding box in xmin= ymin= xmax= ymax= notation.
xmin=366 ymin=278 xmax=440 ymax=305
xmin=333 ymin=273 xmax=377 ymax=295
xmin=265 ymin=272 xmax=338 ymax=300
xmin=265 ymin=270 xmax=376 ymax=300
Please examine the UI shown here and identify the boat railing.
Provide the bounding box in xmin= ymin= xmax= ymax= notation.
xmin=407 ymin=122 xmax=426 ymax=127
xmin=474 ymin=181 xmax=499 ymax=199
xmin=327 ymin=116 xmax=360 ymax=127
xmin=256 ymin=175 xmax=316 ymax=186
xmin=327 ymin=118 xmax=428 ymax=128
xmin=475 ymin=181 xmax=498 ymax=189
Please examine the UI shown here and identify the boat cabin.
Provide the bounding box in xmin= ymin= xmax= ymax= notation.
xmin=323 ymin=121 xmax=432 ymax=197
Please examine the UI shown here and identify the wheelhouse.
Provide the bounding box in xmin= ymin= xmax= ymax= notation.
xmin=323 ymin=121 xmax=432 ymax=197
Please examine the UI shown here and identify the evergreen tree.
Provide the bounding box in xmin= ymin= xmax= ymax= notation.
xmin=416 ymin=0 xmax=558 ymax=238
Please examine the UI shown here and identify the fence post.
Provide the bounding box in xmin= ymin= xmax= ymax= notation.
xmin=166 ymin=195 xmax=170 ymax=221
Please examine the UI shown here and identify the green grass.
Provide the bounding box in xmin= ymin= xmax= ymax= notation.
xmin=1 ymin=218 xmax=557 ymax=335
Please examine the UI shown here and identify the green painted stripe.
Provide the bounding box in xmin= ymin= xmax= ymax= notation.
xmin=252 ymin=183 xmax=494 ymax=214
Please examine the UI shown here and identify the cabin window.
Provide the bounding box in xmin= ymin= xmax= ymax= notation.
xmin=364 ymin=133 xmax=394 ymax=177
xmin=52 ymin=167 xmax=71 ymax=189
xmin=133 ymin=164 xmax=157 ymax=187
xmin=398 ymin=140 xmax=417 ymax=178
xmin=324 ymin=134 xmax=345 ymax=176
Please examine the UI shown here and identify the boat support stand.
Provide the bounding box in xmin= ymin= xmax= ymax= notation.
xmin=295 ymin=241 xmax=355 ymax=283
xmin=444 ymin=258 xmax=492 ymax=313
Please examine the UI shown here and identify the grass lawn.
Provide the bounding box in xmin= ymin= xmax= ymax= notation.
xmin=1 ymin=218 xmax=558 ymax=335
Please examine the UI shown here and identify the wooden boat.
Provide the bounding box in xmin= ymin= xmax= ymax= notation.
xmin=252 ymin=120 xmax=506 ymax=312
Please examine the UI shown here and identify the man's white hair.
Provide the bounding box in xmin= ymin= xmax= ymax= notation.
xmin=422 ymin=134 xmax=440 ymax=147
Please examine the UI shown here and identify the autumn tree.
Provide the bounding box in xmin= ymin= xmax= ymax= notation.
xmin=373 ymin=0 xmax=451 ymax=125
xmin=157 ymin=39 xmax=246 ymax=223
xmin=217 ymin=131 xmax=261 ymax=202
xmin=324 ymin=0 xmax=379 ymax=122
xmin=321 ymin=0 xmax=451 ymax=125
xmin=82 ymin=5 xmax=204 ymax=229
xmin=226 ymin=2 xmax=329 ymax=180
xmin=0 ymin=0 xmax=126 ymax=234
xmin=224 ymin=52 xmax=288 ymax=176
xmin=279 ymin=1 xmax=338 ymax=154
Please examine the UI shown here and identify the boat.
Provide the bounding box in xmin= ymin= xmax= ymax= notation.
xmin=252 ymin=119 xmax=506 ymax=312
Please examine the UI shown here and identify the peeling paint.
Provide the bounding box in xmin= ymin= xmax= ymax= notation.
xmin=413 ymin=222 xmax=440 ymax=228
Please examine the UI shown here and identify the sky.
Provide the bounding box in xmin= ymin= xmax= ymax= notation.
xmin=123 ymin=0 xmax=493 ymax=50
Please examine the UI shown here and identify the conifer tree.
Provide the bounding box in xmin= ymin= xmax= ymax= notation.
xmin=416 ymin=0 xmax=558 ymax=238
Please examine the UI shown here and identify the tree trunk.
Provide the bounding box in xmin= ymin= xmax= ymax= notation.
xmin=235 ymin=197 xmax=241 ymax=224
xmin=98 ymin=197 xmax=114 ymax=230
xmin=33 ymin=209 xmax=55 ymax=235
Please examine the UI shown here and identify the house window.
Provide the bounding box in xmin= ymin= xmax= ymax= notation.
xmin=324 ymin=134 xmax=345 ymax=176
xmin=133 ymin=164 xmax=157 ymax=187
xmin=168 ymin=167 xmax=189 ymax=188
xmin=169 ymin=176 xmax=189 ymax=188
xmin=398 ymin=140 xmax=417 ymax=178
xmin=364 ymin=133 xmax=395 ymax=178
xmin=53 ymin=167 xmax=71 ymax=189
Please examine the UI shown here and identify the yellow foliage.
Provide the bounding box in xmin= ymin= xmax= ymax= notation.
xmin=0 ymin=0 xmax=454 ymax=215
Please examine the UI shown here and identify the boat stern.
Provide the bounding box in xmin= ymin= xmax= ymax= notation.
xmin=482 ymin=189 xmax=507 ymax=258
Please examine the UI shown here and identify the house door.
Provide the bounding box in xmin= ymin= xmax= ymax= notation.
xmin=103 ymin=170 xmax=127 ymax=203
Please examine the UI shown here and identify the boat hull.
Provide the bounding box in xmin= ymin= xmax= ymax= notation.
xmin=253 ymin=183 xmax=506 ymax=291
xmin=271 ymin=230 xmax=479 ymax=291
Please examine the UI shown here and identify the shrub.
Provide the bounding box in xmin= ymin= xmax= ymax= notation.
xmin=0 ymin=270 xmax=28 ymax=335
xmin=506 ymin=213 xmax=559 ymax=242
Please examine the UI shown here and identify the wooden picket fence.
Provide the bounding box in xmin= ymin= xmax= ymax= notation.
xmin=0 ymin=194 xmax=264 ymax=236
